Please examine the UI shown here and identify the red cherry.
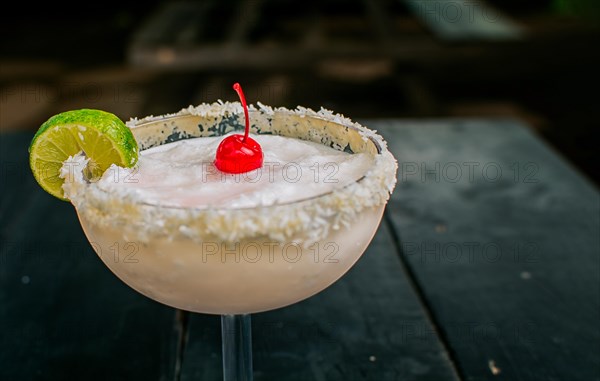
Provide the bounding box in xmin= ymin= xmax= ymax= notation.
xmin=214 ymin=134 xmax=263 ymax=173
xmin=214 ymin=83 xmax=264 ymax=174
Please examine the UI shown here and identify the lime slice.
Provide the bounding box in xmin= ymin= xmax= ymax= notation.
xmin=29 ymin=109 xmax=138 ymax=200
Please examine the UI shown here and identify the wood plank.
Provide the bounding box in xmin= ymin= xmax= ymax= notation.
xmin=0 ymin=134 xmax=180 ymax=381
xmin=180 ymin=222 xmax=460 ymax=380
xmin=374 ymin=119 xmax=600 ymax=380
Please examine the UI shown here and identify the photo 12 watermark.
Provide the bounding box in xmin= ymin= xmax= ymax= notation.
xmin=57 ymin=159 xmax=343 ymax=185
xmin=407 ymin=0 xmax=504 ymax=24
xmin=402 ymin=240 xmax=540 ymax=264
xmin=399 ymin=161 xmax=539 ymax=184
xmin=8 ymin=240 xmax=344 ymax=265
xmin=200 ymin=241 xmax=340 ymax=264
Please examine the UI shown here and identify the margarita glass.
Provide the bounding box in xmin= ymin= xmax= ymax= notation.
xmin=62 ymin=103 xmax=397 ymax=380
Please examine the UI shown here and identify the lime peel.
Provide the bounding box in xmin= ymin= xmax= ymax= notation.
xmin=29 ymin=109 xmax=138 ymax=200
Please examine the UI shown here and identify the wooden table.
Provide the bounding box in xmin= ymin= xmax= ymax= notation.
xmin=1 ymin=119 xmax=598 ymax=380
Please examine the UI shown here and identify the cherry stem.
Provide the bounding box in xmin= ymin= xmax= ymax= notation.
xmin=233 ymin=83 xmax=249 ymax=142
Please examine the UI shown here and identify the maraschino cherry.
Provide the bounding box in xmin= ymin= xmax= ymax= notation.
xmin=214 ymin=83 xmax=264 ymax=174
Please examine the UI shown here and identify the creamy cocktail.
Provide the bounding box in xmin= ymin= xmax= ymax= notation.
xmin=61 ymin=103 xmax=397 ymax=314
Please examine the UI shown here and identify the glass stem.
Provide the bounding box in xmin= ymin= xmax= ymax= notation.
xmin=221 ymin=314 xmax=253 ymax=381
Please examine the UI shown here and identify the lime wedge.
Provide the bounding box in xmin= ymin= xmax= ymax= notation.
xmin=29 ymin=109 xmax=138 ymax=200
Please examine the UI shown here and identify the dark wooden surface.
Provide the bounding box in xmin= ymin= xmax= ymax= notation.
xmin=1 ymin=119 xmax=598 ymax=380
xmin=0 ymin=134 xmax=179 ymax=381
xmin=376 ymin=119 xmax=600 ymax=381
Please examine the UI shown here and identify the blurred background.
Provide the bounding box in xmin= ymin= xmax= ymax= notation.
xmin=1 ymin=0 xmax=599 ymax=183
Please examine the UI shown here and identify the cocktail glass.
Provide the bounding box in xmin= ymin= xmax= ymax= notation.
xmin=64 ymin=104 xmax=397 ymax=380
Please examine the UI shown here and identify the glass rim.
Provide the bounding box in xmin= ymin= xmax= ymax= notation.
xmin=84 ymin=110 xmax=385 ymax=212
